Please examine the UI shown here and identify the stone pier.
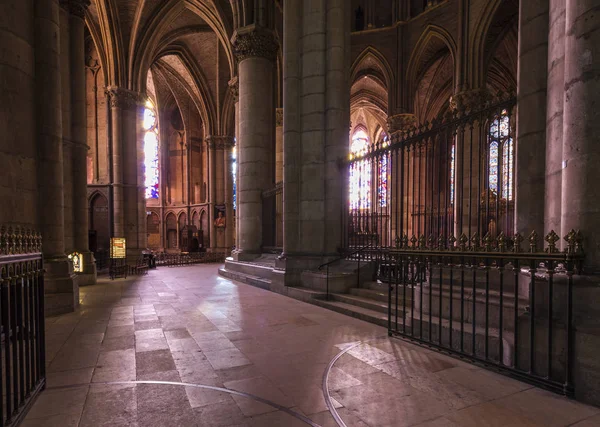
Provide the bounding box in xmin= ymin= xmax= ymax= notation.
xmin=36 ymin=0 xmax=78 ymax=315
xmin=231 ymin=26 xmax=277 ymax=261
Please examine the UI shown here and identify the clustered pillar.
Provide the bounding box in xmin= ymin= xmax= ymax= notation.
xmin=105 ymin=87 xmax=147 ymax=262
xmin=275 ymin=108 xmax=283 ymax=247
xmin=276 ymin=0 xmax=351 ymax=286
xmin=231 ymin=25 xmax=277 ymax=261
xmin=36 ymin=0 xmax=79 ymax=314
xmin=560 ymin=0 xmax=600 ymax=271
xmin=66 ymin=0 xmax=97 ymax=284
xmin=515 ymin=0 xmax=549 ymax=237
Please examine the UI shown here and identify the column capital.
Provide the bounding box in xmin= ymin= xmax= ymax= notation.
xmin=449 ymin=88 xmax=491 ymax=113
xmin=228 ymin=77 xmax=239 ymax=102
xmin=105 ymin=86 xmax=144 ymax=110
xmin=232 ymin=25 xmax=279 ymax=62
xmin=387 ymin=113 xmax=417 ymax=134
xmin=206 ymin=135 xmax=235 ymax=150
xmin=59 ymin=0 xmax=91 ymax=18
xmin=276 ymin=108 xmax=283 ymax=127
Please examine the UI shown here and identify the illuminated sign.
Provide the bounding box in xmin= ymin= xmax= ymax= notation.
xmin=110 ymin=237 xmax=127 ymax=259
xmin=68 ymin=252 xmax=83 ymax=272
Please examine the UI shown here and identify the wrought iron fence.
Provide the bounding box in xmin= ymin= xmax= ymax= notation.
xmin=380 ymin=229 xmax=583 ymax=396
xmin=345 ymin=94 xmax=517 ymax=252
xmin=154 ymin=251 xmax=227 ymax=267
xmin=0 ymin=227 xmax=46 ymax=426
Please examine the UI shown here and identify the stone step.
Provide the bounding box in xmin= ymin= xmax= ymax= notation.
xmin=286 ymin=286 xmax=327 ymax=303
xmin=330 ymin=293 xmax=402 ymax=315
xmin=218 ymin=267 xmax=271 ymax=290
xmin=349 ymin=287 xmax=414 ymax=304
xmin=311 ymin=299 xmax=389 ymax=328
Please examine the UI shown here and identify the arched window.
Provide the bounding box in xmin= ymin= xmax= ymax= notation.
xmin=232 ymin=141 xmax=237 ymax=211
xmin=143 ymin=100 xmax=160 ymax=199
xmin=488 ymin=110 xmax=513 ymax=200
xmin=349 ymin=129 xmax=371 ymax=210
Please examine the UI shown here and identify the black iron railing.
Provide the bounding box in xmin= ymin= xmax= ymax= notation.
xmin=345 ymin=95 xmax=517 ymax=252
xmin=154 ymin=252 xmax=227 ymax=267
xmin=318 ymin=244 xmax=375 ymax=301
xmin=382 ymin=229 xmax=583 ymax=396
xmin=0 ymin=227 xmax=46 ymax=426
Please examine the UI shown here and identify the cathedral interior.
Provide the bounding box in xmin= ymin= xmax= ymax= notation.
xmin=1 ymin=0 xmax=600 ymax=425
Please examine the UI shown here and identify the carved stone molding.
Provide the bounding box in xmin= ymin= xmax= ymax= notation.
xmin=449 ymin=88 xmax=491 ymax=113
xmin=206 ymin=135 xmax=235 ymax=150
xmin=105 ymin=87 xmax=144 ymax=111
xmin=228 ymin=77 xmax=239 ymax=103
xmin=275 ymin=108 xmax=283 ymax=127
xmin=232 ymin=25 xmax=279 ymax=62
xmin=387 ymin=114 xmax=418 ymax=134
xmin=59 ymin=0 xmax=91 ymax=18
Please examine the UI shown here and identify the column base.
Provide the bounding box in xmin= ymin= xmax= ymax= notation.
xmin=273 ymin=253 xmax=338 ymax=288
xmin=77 ymin=250 xmax=97 ymax=286
xmin=231 ymin=249 xmax=261 ymax=262
xmin=44 ymin=256 xmax=79 ymax=316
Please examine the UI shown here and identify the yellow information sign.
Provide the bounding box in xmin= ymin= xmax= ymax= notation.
xmin=110 ymin=237 xmax=127 ymax=259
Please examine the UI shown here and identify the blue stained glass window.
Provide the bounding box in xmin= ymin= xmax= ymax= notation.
xmin=488 ymin=110 xmax=513 ymax=200
xmin=489 ymin=141 xmax=499 ymax=194
xmin=143 ymin=101 xmax=159 ymax=199
xmin=378 ymin=154 xmax=388 ymax=207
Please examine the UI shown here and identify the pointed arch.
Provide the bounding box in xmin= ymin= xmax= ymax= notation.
xmin=351 ymin=46 xmax=394 ymax=90
xmin=406 ymin=25 xmax=457 ymax=111
xmin=470 ymin=0 xmax=518 ymax=90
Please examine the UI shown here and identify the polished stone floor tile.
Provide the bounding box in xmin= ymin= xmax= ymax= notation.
xmin=27 ymin=266 xmax=600 ymax=427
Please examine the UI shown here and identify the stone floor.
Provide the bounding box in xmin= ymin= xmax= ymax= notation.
xmin=25 ymin=265 xmax=600 ymax=427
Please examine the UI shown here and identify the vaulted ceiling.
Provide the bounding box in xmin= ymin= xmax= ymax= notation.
xmin=86 ymin=0 xmax=278 ymax=136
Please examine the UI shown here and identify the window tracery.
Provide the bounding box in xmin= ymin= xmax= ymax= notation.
xmin=488 ymin=110 xmax=513 ymax=201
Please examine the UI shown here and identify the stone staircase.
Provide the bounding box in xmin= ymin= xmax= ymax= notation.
xmin=283 ymin=280 xmax=409 ymax=328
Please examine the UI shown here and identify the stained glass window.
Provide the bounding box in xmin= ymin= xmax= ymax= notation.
xmin=143 ymin=100 xmax=159 ymax=199
xmin=450 ymin=144 xmax=455 ymax=205
xmin=488 ymin=110 xmax=513 ymax=200
xmin=349 ymin=129 xmax=371 ymax=210
xmin=232 ymin=143 xmax=237 ymax=210
xmin=378 ymin=134 xmax=389 ymax=207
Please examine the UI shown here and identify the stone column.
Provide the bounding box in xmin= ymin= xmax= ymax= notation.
xmin=207 ymin=137 xmax=217 ymax=249
xmin=275 ymin=108 xmax=283 ymax=247
xmin=544 ymin=0 xmax=566 ymax=243
xmin=106 ymin=87 xmax=125 ymax=238
xmin=207 ymin=136 xmax=234 ymax=250
xmin=105 ymin=87 xmax=145 ymax=261
xmin=276 ymin=0 xmax=350 ymax=286
xmin=231 ymin=25 xmax=277 ymax=261
xmin=515 ymin=0 xmax=549 ymax=237
xmin=59 ymin=3 xmax=74 ymax=255
xmin=36 ymin=0 xmax=78 ymax=315
xmin=64 ymin=0 xmax=96 ymax=284
xmin=0 ymin=1 xmax=37 ymax=227
xmin=561 ymin=0 xmax=600 ymax=272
